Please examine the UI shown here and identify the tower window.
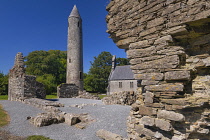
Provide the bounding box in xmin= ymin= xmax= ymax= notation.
xmin=78 ymin=22 xmax=80 ymax=27
xmin=79 ymin=71 xmax=82 ymax=80
xmin=69 ymin=59 xmax=71 ymax=63
xmin=119 ymin=82 xmax=122 ymax=88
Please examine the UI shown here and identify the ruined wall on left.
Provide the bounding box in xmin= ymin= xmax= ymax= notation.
xmin=8 ymin=52 xmax=46 ymax=101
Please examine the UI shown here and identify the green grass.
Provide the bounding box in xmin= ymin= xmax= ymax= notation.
xmin=46 ymin=93 xmax=57 ymax=99
xmin=0 ymin=95 xmax=8 ymax=100
xmin=0 ymin=104 xmax=9 ymax=127
xmin=90 ymin=93 xmax=107 ymax=99
xmin=98 ymin=95 xmax=107 ymax=99
xmin=26 ymin=135 xmax=53 ymax=140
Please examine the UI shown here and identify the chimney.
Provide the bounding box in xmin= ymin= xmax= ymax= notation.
xmin=112 ymin=55 xmax=116 ymax=71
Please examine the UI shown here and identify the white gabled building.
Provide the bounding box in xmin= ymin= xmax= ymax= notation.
xmin=107 ymin=56 xmax=137 ymax=95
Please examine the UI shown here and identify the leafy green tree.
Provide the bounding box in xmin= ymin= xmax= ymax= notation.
xmin=0 ymin=72 xmax=8 ymax=95
xmin=36 ymin=74 xmax=57 ymax=95
xmin=25 ymin=50 xmax=67 ymax=94
xmin=116 ymin=57 xmax=130 ymax=66
xmin=84 ymin=51 xmax=129 ymax=93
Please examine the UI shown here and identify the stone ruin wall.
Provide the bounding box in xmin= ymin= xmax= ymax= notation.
xmin=106 ymin=0 xmax=210 ymax=139
xmin=57 ymin=83 xmax=79 ymax=98
xmin=8 ymin=52 xmax=46 ymax=101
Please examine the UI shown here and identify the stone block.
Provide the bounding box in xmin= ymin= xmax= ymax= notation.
xmin=172 ymin=135 xmax=186 ymax=140
xmin=131 ymin=55 xmax=180 ymax=70
xmin=155 ymin=119 xmax=172 ymax=131
xmin=140 ymin=116 xmax=155 ymax=126
xmin=31 ymin=112 xmax=65 ymax=127
xmin=131 ymin=103 xmax=139 ymax=111
xmin=129 ymin=40 xmax=149 ymax=49
xmin=96 ymin=129 xmax=123 ymax=140
xmin=161 ymin=98 xmax=187 ymax=105
xmin=147 ymin=17 xmax=165 ymax=29
xmin=157 ymin=110 xmax=185 ymax=122
xmin=64 ymin=113 xmax=80 ymax=126
xmin=154 ymin=35 xmax=173 ymax=45
xmin=139 ymin=105 xmax=156 ymax=116
xmin=145 ymin=83 xmax=184 ymax=92
xmin=116 ymin=37 xmax=136 ymax=49
xmin=144 ymin=92 xmax=154 ymax=104
xmin=165 ymin=71 xmax=191 ymax=81
xmin=202 ymin=57 xmax=210 ymax=67
xmin=164 ymin=25 xmax=188 ymax=36
xmin=136 ymin=124 xmax=155 ymax=138
xmin=135 ymin=73 xmax=164 ymax=80
xmin=141 ymin=80 xmax=159 ymax=85
xmin=127 ymin=46 xmax=156 ymax=58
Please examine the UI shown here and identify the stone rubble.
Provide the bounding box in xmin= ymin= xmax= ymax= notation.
xmin=69 ymin=103 xmax=97 ymax=109
xmin=76 ymin=91 xmax=100 ymax=100
xmin=102 ymin=91 xmax=136 ymax=105
xmin=18 ymin=98 xmax=94 ymax=129
xmin=106 ymin=0 xmax=210 ymax=139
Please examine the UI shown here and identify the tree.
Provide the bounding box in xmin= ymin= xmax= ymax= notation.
xmin=116 ymin=57 xmax=130 ymax=66
xmin=36 ymin=74 xmax=57 ymax=94
xmin=25 ymin=50 xmax=67 ymax=94
xmin=84 ymin=51 xmax=129 ymax=93
xmin=0 ymin=72 xmax=8 ymax=95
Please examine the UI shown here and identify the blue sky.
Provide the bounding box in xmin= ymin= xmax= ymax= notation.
xmin=0 ymin=0 xmax=127 ymax=74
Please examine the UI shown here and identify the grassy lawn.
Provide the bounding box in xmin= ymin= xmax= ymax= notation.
xmin=26 ymin=135 xmax=53 ymax=140
xmin=98 ymin=94 xmax=107 ymax=99
xmin=46 ymin=93 xmax=57 ymax=99
xmin=0 ymin=95 xmax=8 ymax=100
xmin=90 ymin=93 xmax=107 ymax=99
xmin=0 ymin=104 xmax=9 ymax=127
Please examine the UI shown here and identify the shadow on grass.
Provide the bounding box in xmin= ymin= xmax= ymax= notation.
xmin=45 ymin=99 xmax=59 ymax=101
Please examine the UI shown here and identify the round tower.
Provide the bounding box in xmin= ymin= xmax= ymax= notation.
xmin=66 ymin=5 xmax=83 ymax=91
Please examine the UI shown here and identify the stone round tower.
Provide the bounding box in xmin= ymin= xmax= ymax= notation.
xmin=66 ymin=5 xmax=83 ymax=91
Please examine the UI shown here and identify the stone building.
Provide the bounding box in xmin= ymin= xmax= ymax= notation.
xmin=8 ymin=52 xmax=46 ymax=101
xmin=107 ymin=55 xmax=137 ymax=95
xmin=58 ymin=5 xmax=83 ymax=98
xmin=106 ymin=0 xmax=210 ymax=139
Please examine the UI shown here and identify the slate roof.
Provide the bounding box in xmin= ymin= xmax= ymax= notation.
xmin=69 ymin=5 xmax=81 ymax=18
xmin=109 ymin=65 xmax=135 ymax=80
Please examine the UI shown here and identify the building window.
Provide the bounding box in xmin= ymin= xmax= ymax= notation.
xmin=78 ymin=22 xmax=80 ymax=27
xmin=119 ymin=82 xmax=122 ymax=88
xmin=69 ymin=59 xmax=71 ymax=63
xmin=130 ymin=82 xmax=134 ymax=88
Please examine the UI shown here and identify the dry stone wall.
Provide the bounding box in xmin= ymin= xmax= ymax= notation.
xmin=106 ymin=0 xmax=210 ymax=139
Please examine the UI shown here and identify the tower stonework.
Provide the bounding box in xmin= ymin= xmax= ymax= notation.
xmin=66 ymin=5 xmax=83 ymax=91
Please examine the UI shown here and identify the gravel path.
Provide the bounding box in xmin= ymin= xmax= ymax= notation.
xmin=0 ymin=98 xmax=131 ymax=140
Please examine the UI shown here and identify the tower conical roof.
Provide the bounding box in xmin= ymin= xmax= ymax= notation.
xmin=69 ymin=5 xmax=81 ymax=18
